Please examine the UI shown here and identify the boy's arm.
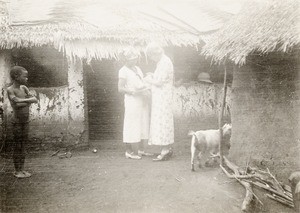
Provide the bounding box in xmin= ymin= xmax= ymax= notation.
xmin=23 ymin=86 xmax=38 ymax=103
xmin=11 ymin=95 xmax=37 ymax=104
xmin=7 ymin=87 xmax=37 ymax=104
xmin=24 ymin=86 xmax=33 ymax=97
xmin=15 ymin=103 xmax=29 ymax=108
xmin=7 ymin=88 xmax=27 ymax=108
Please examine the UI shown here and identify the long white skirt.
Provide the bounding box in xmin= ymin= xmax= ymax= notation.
xmin=123 ymin=95 xmax=150 ymax=143
xmin=148 ymin=84 xmax=174 ymax=146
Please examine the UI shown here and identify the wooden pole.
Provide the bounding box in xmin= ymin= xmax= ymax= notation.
xmin=219 ymin=65 xmax=228 ymax=166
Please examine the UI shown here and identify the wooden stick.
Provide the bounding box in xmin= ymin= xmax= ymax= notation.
xmin=241 ymin=181 xmax=254 ymax=211
xmin=220 ymin=165 xmax=258 ymax=179
xmin=235 ymin=177 xmax=263 ymax=206
xmin=266 ymin=194 xmax=294 ymax=208
xmin=247 ymin=180 xmax=293 ymax=202
xmin=220 ymin=159 xmax=258 ymax=212
xmin=281 ymin=187 xmax=292 ymax=198
xmin=220 ymin=164 xmax=263 ymax=205
xmin=223 ymin=156 xmax=245 ymax=175
xmin=266 ymin=168 xmax=286 ymax=195
xmin=223 ymin=157 xmax=276 ymax=182
xmin=219 ymin=66 xmax=228 ymax=166
xmin=242 ymin=166 xmax=278 ymax=186
xmin=220 ymin=164 xmax=234 ymax=177
xmin=271 ymin=194 xmax=294 ymax=206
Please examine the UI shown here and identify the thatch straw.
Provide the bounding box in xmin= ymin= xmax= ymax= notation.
xmin=202 ymin=0 xmax=300 ymax=65
xmin=0 ymin=19 xmax=200 ymax=59
xmin=0 ymin=0 xmax=233 ymax=59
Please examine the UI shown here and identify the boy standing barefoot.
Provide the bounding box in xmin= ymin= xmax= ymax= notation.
xmin=7 ymin=66 xmax=38 ymax=178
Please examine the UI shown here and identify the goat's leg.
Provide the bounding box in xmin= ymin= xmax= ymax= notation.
xmin=191 ymin=137 xmax=196 ymax=171
xmin=200 ymin=151 xmax=210 ymax=168
xmin=197 ymin=151 xmax=204 ymax=168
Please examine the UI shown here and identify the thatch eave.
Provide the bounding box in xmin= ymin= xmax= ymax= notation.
xmin=1 ymin=0 xmax=236 ymax=60
xmin=0 ymin=20 xmax=201 ymax=60
xmin=202 ymin=0 xmax=300 ymax=65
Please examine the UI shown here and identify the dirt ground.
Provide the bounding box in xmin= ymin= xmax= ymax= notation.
xmin=0 ymin=140 xmax=296 ymax=213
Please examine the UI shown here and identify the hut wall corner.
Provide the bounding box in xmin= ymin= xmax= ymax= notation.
xmin=229 ymin=54 xmax=300 ymax=180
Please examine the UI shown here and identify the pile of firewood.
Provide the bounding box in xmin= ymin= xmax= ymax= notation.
xmin=220 ymin=156 xmax=294 ymax=211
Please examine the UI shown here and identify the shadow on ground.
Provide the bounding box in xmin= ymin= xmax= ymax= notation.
xmin=0 ymin=140 xmax=295 ymax=213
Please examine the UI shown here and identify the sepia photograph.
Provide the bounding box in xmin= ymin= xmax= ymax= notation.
xmin=0 ymin=0 xmax=299 ymax=212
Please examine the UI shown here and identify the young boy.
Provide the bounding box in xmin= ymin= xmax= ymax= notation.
xmin=7 ymin=66 xmax=38 ymax=178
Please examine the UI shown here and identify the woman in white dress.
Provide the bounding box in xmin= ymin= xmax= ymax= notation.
xmin=145 ymin=43 xmax=174 ymax=161
xmin=118 ymin=47 xmax=152 ymax=159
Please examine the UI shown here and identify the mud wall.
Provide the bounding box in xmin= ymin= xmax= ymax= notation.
xmin=5 ymin=87 xmax=69 ymax=143
xmin=172 ymin=82 xmax=231 ymax=139
xmin=173 ymin=82 xmax=231 ymax=118
xmin=229 ymin=51 xmax=300 ymax=180
xmin=1 ymin=49 xmax=87 ymax=147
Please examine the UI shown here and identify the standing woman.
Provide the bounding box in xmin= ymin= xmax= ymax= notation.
xmin=118 ymin=47 xmax=152 ymax=159
xmin=145 ymin=43 xmax=174 ymax=161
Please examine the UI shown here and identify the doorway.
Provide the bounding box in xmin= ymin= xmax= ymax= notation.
xmin=85 ymin=59 xmax=124 ymax=140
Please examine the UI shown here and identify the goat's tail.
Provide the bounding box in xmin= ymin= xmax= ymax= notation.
xmin=188 ymin=130 xmax=196 ymax=137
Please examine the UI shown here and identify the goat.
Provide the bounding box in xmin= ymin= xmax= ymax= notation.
xmin=188 ymin=123 xmax=232 ymax=171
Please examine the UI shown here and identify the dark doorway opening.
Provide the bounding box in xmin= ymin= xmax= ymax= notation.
xmin=85 ymin=59 xmax=124 ymax=141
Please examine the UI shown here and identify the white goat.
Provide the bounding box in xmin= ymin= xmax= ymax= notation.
xmin=188 ymin=124 xmax=232 ymax=171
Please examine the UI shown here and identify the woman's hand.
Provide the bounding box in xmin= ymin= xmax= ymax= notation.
xmin=144 ymin=74 xmax=153 ymax=84
xmin=144 ymin=75 xmax=165 ymax=87
xmin=130 ymin=86 xmax=151 ymax=96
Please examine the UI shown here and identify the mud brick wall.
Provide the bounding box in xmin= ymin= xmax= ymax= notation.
xmin=173 ymin=83 xmax=231 ymax=118
xmin=229 ymin=51 xmax=300 ymax=180
xmin=173 ymin=83 xmax=231 ymax=139
xmin=1 ymin=48 xmax=87 ymax=147
xmin=5 ymin=87 xmax=69 ymax=144
xmin=3 ymin=47 xmax=70 ymax=145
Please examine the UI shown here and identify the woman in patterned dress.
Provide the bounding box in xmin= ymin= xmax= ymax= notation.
xmin=145 ymin=43 xmax=174 ymax=161
xmin=118 ymin=47 xmax=152 ymax=159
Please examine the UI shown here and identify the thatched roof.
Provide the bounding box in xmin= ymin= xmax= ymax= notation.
xmin=202 ymin=0 xmax=300 ymax=65
xmin=0 ymin=1 xmax=9 ymax=30
xmin=0 ymin=0 xmax=237 ymax=60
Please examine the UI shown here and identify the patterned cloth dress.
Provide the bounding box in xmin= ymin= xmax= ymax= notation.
xmin=148 ymin=55 xmax=174 ymax=146
xmin=119 ymin=66 xmax=150 ymax=143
